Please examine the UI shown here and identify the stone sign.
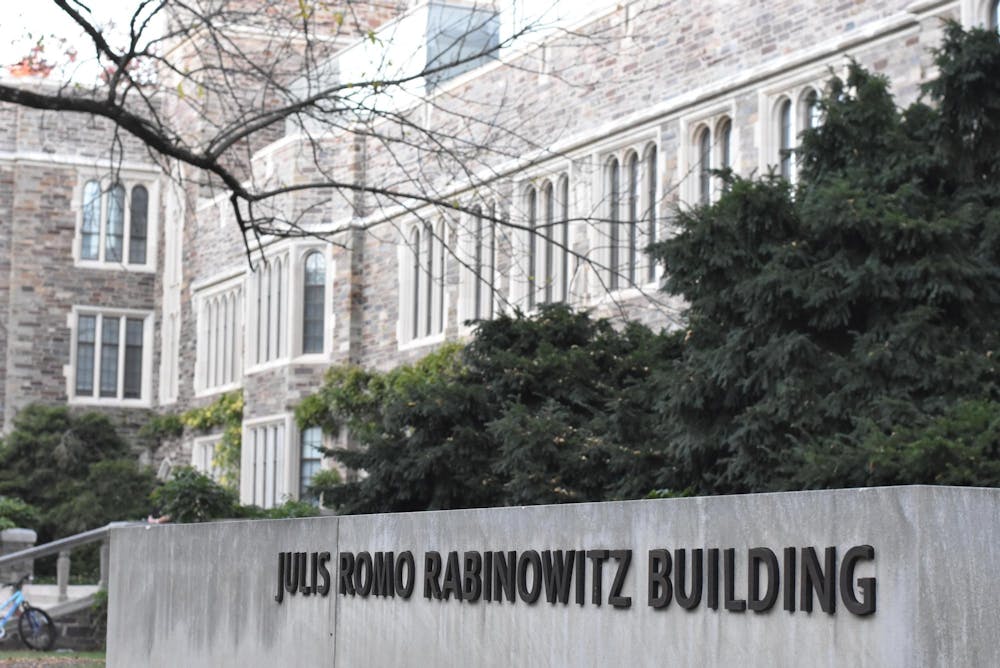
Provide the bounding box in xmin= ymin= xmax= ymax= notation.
xmin=107 ymin=485 xmax=999 ymax=667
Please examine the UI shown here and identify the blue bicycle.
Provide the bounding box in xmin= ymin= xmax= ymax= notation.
xmin=0 ymin=574 xmax=55 ymax=650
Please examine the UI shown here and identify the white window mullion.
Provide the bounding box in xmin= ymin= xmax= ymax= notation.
xmin=222 ymin=296 xmax=231 ymax=385
xmin=267 ymin=263 xmax=277 ymax=362
xmin=235 ymin=291 xmax=243 ymax=377
xmin=278 ymin=258 xmax=286 ymax=358
xmin=214 ymin=298 xmax=222 ymax=387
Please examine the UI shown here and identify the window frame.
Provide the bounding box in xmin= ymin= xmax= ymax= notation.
xmin=759 ymin=82 xmax=823 ymax=184
xmin=191 ymin=434 xmax=223 ymax=482
xmin=398 ymin=218 xmax=449 ymax=348
xmin=513 ymin=175 xmax=571 ymax=311
xmin=242 ymin=242 xmax=334 ymax=373
xmin=680 ymin=103 xmax=736 ymax=208
xmin=594 ymin=134 xmax=661 ymax=297
xmin=240 ymin=414 xmax=294 ymax=509
xmin=458 ymin=201 xmax=500 ymax=329
xmin=192 ymin=271 xmax=245 ymax=397
xmin=73 ymin=175 xmax=158 ymax=272
xmin=66 ymin=306 xmax=154 ymax=407
xmin=298 ymin=426 xmax=326 ymax=505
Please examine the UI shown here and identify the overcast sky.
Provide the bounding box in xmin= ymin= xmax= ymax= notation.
xmin=0 ymin=1 xmax=155 ymax=80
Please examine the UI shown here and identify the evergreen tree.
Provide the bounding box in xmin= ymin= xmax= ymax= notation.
xmin=0 ymin=405 xmax=157 ymax=538
xmin=650 ymin=23 xmax=1000 ymax=492
xmin=300 ymin=306 xmax=680 ymax=514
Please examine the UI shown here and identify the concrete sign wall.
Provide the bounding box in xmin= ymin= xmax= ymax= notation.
xmin=107 ymin=486 xmax=1000 ymax=667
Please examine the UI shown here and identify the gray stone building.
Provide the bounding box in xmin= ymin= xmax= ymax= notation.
xmin=2 ymin=0 xmax=997 ymax=507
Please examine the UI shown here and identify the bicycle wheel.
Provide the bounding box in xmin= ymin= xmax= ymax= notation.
xmin=18 ymin=605 xmax=55 ymax=651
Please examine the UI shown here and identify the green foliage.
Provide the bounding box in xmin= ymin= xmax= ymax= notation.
xmin=302 ymin=306 xmax=681 ymax=514
xmin=795 ymin=399 xmax=1000 ymax=489
xmin=181 ymin=392 xmax=243 ymax=488
xmin=0 ymin=405 xmax=156 ymax=544
xmin=90 ymin=589 xmax=108 ymax=647
xmin=307 ymin=468 xmax=342 ymax=507
xmin=138 ymin=413 xmax=184 ymax=442
xmin=149 ymin=466 xmax=239 ymax=523
xmin=48 ymin=460 xmax=157 ymax=536
xmin=240 ymin=499 xmax=322 ymax=520
xmin=0 ymin=496 xmax=39 ymax=531
xmin=149 ymin=467 xmax=321 ymax=523
xmin=649 ymin=24 xmax=1000 ymax=492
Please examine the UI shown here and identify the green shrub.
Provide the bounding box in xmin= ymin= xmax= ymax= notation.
xmin=181 ymin=393 xmax=243 ymax=489
xmin=307 ymin=468 xmax=342 ymax=507
xmin=240 ymin=499 xmax=322 ymax=520
xmin=0 ymin=496 xmax=39 ymax=531
xmin=0 ymin=405 xmax=156 ymax=537
xmin=794 ymin=400 xmax=1000 ymax=489
xmin=150 ymin=467 xmax=239 ymax=523
xmin=138 ymin=413 xmax=184 ymax=442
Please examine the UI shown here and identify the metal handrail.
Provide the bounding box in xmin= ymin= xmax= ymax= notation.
xmin=0 ymin=521 xmax=144 ymax=570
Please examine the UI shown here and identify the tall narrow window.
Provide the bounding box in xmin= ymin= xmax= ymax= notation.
xmin=543 ymin=182 xmax=555 ymax=303
xmin=255 ymin=267 xmax=264 ymax=364
xmin=779 ymin=98 xmax=793 ymax=180
xmin=246 ymin=421 xmax=286 ymax=509
xmin=105 ymin=184 xmax=125 ymax=262
xmin=559 ymin=177 xmax=570 ymax=302
xmin=698 ymin=127 xmax=712 ymax=205
xmin=249 ymin=257 xmax=289 ymax=366
xmin=424 ymin=224 xmax=434 ymax=336
xmin=803 ymin=89 xmax=820 ymax=130
xmin=472 ymin=206 xmax=484 ymax=319
xmin=302 ymin=252 xmax=325 ymax=354
xmin=608 ymin=158 xmax=620 ymax=290
xmin=645 ymin=145 xmax=658 ymax=284
xmin=527 ymin=187 xmax=538 ymax=308
xmin=300 ymin=426 xmax=324 ymax=504
xmin=123 ymin=318 xmax=144 ymax=399
xmin=274 ymin=258 xmax=283 ymax=358
xmin=466 ymin=205 xmax=495 ymax=321
xmin=436 ymin=222 xmax=446 ymax=334
xmin=99 ymin=317 xmax=120 ymax=397
xmin=75 ymin=315 xmax=96 ymax=395
xmin=129 ymin=185 xmax=148 ymax=264
xmin=471 ymin=206 xmax=493 ymax=320
xmin=627 ymin=153 xmax=640 ymax=285
xmin=264 ymin=263 xmax=273 ymax=361
xmin=411 ymin=228 xmax=421 ymax=340
xmin=719 ymin=119 xmax=733 ymax=171
xmin=81 ymin=181 xmax=101 ymax=261
xmin=994 ymin=0 xmax=1000 ymax=30
xmin=486 ymin=204 xmax=497 ymax=317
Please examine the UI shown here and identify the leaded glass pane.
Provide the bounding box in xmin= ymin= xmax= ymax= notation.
xmin=303 ymin=252 xmax=325 ymax=354
xmin=608 ymin=159 xmax=620 ymax=290
xmin=299 ymin=426 xmax=324 ymax=504
xmin=75 ymin=315 xmax=96 ymax=395
xmin=81 ymin=181 xmax=101 ymax=260
xmin=779 ymin=99 xmax=793 ymax=180
xmin=129 ymin=185 xmax=148 ymax=264
xmin=123 ymin=318 xmax=143 ymax=399
xmin=527 ymin=188 xmax=537 ymax=308
xmin=100 ymin=317 xmax=120 ymax=397
xmin=699 ymin=128 xmax=712 ymax=205
xmin=105 ymin=184 xmax=125 ymax=262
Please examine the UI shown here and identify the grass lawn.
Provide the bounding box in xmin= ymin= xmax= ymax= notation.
xmin=0 ymin=650 xmax=104 ymax=666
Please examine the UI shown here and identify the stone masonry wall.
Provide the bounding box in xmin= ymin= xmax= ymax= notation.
xmin=0 ymin=106 xmax=159 ymax=446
